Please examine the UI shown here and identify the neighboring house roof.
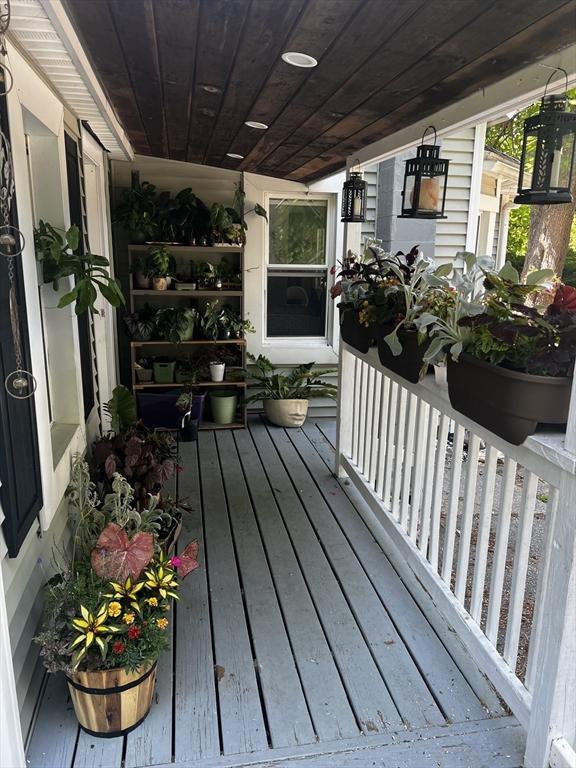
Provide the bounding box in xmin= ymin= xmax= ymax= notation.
xmin=484 ymin=145 xmax=521 ymax=168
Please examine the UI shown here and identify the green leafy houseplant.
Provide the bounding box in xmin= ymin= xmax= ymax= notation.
xmin=246 ymin=354 xmax=336 ymax=427
xmin=156 ymin=307 xmax=196 ymax=343
xmin=246 ymin=354 xmax=336 ymax=401
xmin=114 ymin=181 xmax=158 ymax=242
xmin=35 ymin=221 xmax=125 ymax=314
xmin=124 ymin=304 xmax=158 ymax=341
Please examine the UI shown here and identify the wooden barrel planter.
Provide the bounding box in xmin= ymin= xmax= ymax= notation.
xmin=66 ymin=662 xmax=157 ymax=737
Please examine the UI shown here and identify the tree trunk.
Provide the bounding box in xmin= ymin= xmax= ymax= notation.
xmin=521 ymin=174 xmax=576 ymax=280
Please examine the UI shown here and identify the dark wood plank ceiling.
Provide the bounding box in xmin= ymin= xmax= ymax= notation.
xmin=65 ymin=0 xmax=576 ymax=183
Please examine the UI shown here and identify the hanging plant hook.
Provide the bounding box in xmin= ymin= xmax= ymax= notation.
xmin=421 ymin=125 xmax=437 ymax=146
xmin=542 ymin=67 xmax=569 ymax=100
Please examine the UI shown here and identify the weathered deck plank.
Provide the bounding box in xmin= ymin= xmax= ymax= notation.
xmin=124 ymin=626 xmax=173 ymax=767
xmin=73 ymin=731 xmax=123 ymax=768
xmin=233 ymin=428 xmax=360 ymax=742
xmin=198 ymin=431 xmax=268 ymax=755
xmin=249 ymin=420 xmax=402 ymax=734
xmin=272 ymin=424 xmax=446 ymax=729
xmin=173 ymin=441 xmax=220 ymax=763
xmin=27 ymin=674 xmax=78 ymax=768
xmin=147 ymin=716 xmax=524 ymax=768
xmin=303 ymin=420 xmax=504 ymax=718
xmin=215 ymin=430 xmax=316 ymax=748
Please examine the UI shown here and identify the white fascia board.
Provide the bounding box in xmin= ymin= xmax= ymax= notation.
xmin=8 ymin=0 xmax=133 ymax=160
xmin=348 ymin=45 xmax=576 ymax=169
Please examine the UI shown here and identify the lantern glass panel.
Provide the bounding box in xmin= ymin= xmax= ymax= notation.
xmin=414 ymin=173 xmax=445 ymax=214
xmin=521 ymin=132 xmax=538 ymax=190
xmin=552 ymin=131 xmax=576 ymax=189
xmin=403 ymin=174 xmax=416 ymax=213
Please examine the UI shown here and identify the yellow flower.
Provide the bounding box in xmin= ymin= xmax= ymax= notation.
xmin=122 ymin=612 xmax=135 ymax=625
xmin=70 ymin=604 xmax=119 ymax=667
xmin=156 ymin=617 xmax=169 ymax=630
xmin=108 ymin=601 xmax=122 ymax=618
xmin=146 ymin=597 xmax=158 ymax=607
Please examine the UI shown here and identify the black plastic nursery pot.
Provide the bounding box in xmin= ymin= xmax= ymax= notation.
xmin=447 ymin=354 xmax=572 ymax=445
xmin=376 ymin=325 xmax=429 ymax=384
xmin=339 ymin=306 xmax=372 ymax=353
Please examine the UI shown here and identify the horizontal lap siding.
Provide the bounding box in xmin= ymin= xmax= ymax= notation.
xmin=2 ymin=499 xmax=70 ymax=738
xmin=436 ymin=129 xmax=476 ymax=263
xmin=361 ymin=165 xmax=379 ymax=243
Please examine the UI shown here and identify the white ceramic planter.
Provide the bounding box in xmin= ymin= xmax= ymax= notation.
xmin=264 ymin=399 xmax=309 ymax=428
xmin=210 ymin=362 xmax=225 ymax=382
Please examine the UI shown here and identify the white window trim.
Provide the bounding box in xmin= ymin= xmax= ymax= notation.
xmin=262 ymin=191 xmax=338 ymax=356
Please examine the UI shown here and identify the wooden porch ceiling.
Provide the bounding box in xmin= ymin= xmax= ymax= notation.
xmin=65 ymin=0 xmax=576 ymax=183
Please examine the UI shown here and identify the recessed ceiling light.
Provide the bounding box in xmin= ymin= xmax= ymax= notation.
xmin=226 ymin=152 xmax=244 ymax=160
xmin=281 ymin=51 xmax=318 ymax=68
xmin=200 ymin=84 xmax=222 ymax=94
xmin=245 ymin=120 xmax=268 ymax=130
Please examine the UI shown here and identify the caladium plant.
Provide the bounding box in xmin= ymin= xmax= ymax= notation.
xmin=91 ymin=523 xmax=154 ymax=582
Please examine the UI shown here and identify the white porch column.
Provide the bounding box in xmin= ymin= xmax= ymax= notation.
xmin=0 ymin=506 xmax=26 ymax=768
xmin=496 ymin=201 xmax=514 ymax=269
xmin=524 ymin=375 xmax=576 ymax=768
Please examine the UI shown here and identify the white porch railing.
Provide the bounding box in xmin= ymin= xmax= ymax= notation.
xmin=336 ymin=343 xmax=576 ymax=768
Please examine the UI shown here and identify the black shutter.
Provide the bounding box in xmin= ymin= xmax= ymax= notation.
xmin=0 ymin=95 xmax=43 ymax=557
xmin=65 ymin=132 xmax=95 ymax=419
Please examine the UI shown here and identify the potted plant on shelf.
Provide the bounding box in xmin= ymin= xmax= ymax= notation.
xmin=246 ymin=353 xmax=337 ymax=428
xmin=35 ymin=221 xmax=125 ymax=314
xmin=156 ymin=306 xmax=196 ymax=343
xmin=35 ymin=456 xmax=199 ymax=737
xmin=124 ymin=305 xmax=158 ymax=342
xmin=114 ymin=180 xmax=158 ymax=244
xmin=131 ymin=250 xmax=155 ymax=289
xmin=149 ymin=245 xmax=175 ymax=290
xmin=445 ymin=266 xmax=573 ymax=445
xmin=198 ymin=300 xmax=221 ymax=340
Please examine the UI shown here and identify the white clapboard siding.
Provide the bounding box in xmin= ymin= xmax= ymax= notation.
xmin=360 ymin=164 xmax=379 ymax=242
xmin=436 ymin=128 xmax=476 ymax=262
xmin=2 ymin=498 xmax=70 ymax=737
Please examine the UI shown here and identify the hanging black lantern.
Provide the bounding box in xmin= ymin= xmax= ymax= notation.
xmin=398 ymin=126 xmax=449 ymax=219
xmin=515 ymin=72 xmax=576 ymax=205
xmin=341 ymin=167 xmax=366 ymax=223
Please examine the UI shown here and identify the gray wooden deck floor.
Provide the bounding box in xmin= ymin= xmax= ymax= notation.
xmin=26 ymin=418 xmax=525 ymax=768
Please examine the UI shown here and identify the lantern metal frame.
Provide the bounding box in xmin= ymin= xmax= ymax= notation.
xmin=515 ymin=70 xmax=576 ymax=206
xmin=341 ymin=162 xmax=367 ymax=223
xmin=398 ymin=125 xmax=449 ymax=219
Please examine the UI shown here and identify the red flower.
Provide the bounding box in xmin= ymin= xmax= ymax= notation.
xmin=169 ymin=556 xmax=182 ymax=569
xmin=127 ymin=625 xmax=141 ymax=640
xmin=548 ymin=284 xmax=576 ymax=315
xmin=112 ymin=641 xmax=125 ymax=655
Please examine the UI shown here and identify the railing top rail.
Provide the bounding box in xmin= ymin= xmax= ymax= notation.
xmin=342 ymin=343 xmax=576 ymax=486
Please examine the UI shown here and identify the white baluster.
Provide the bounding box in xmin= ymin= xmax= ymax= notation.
xmin=391 ymin=387 xmax=408 ymax=520
xmin=441 ymin=423 xmax=465 ymax=586
xmin=368 ymin=371 xmax=382 ymax=486
xmin=485 ymin=457 xmax=518 ymax=645
xmin=375 ymin=375 xmax=391 ymax=497
xmin=363 ymin=365 xmax=376 ymax=478
xmin=400 ymin=393 xmax=418 ymax=530
xmin=455 ymin=433 xmax=481 ymax=603
xmin=428 ymin=414 xmax=451 ymax=571
xmin=408 ymin=399 xmax=430 ymax=543
xmin=470 ymin=444 xmax=499 ymax=623
xmin=418 ymin=407 xmax=440 ymax=555
xmin=382 ymin=380 xmax=398 ymax=508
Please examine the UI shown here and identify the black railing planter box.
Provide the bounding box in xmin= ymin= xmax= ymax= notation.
xmin=376 ymin=326 xmax=429 ymax=384
xmin=447 ymin=354 xmax=572 ymax=445
xmin=339 ymin=306 xmax=372 ymax=353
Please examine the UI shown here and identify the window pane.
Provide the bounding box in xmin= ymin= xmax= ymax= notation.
xmin=269 ymin=198 xmax=327 ymax=265
xmin=267 ymin=270 xmax=327 ymax=337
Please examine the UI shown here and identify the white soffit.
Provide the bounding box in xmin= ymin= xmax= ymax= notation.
xmin=349 ymin=45 xmax=576 ymax=169
xmin=7 ymin=0 xmax=133 ymax=160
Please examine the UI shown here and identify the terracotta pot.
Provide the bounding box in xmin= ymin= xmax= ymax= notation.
xmin=339 ymin=306 xmax=372 ymax=353
xmin=66 ymin=663 xmax=156 ymax=737
xmin=152 ymin=276 xmax=168 ymax=291
xmin=264 ymin=399 xmax=309 ymax=428
xmin=376 ymin=325 xmax=429 ymax=384
xmin=447 ymin=354 xmax=572 ymax=445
